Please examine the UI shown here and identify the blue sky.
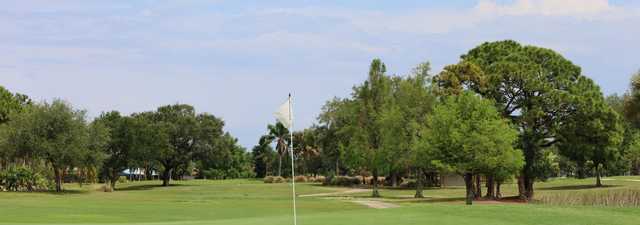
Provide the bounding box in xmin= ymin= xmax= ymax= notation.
xmin=1 ymin=0 xmax=639 ymax=149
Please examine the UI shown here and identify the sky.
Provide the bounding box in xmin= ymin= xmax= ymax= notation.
xmin=1 ymin=0 xmax=639 ymax=149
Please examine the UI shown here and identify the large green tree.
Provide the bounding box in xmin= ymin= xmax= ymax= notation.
xmin=197 ymin=132 xmax=252 ymax=179
xmin=624 ymin=70 xmax=640 ymax=126
xmin=435 ymin=40 xmax=587 ymax=200
xmin=626 ymin=133 xmax=640 ymax=175
xmin=349 ymin=59 xmax=394 ymax=197
xmin=0 ymin=86 xmax=31 ymax=169
xmin=148 ymin=104 xmax=209 ymax=186
xmin=292 ymin=128 xmax=322 ymax=176
xmin=252 ymin=135 xmax=275 ymax=178
xmin=0 ymin=86 xmax=31 ymax=125
xmin=379 ymin=62 xmax=436 ymax=195
xmin=423 ymin=92 xmax=522 ymax=205
xmin=1 ymin=100 xmax=107 ymax=192
xmin=93 ymin=111 xmax=142 ymax=191
xmin=317 ymin=98 xmax=357 ymax=176
xmin=558 ymin=77 xmax=624 ymax=187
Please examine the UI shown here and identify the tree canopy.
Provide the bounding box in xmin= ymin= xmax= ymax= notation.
xmin=1 ymin=100 xmax=107 ymax=192
xmin=435 ymin=40 xmax=590 ymax=199
xmin=423 ymin=91 xmax=522 ymax=204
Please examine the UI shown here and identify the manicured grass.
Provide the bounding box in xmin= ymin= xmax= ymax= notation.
xmin=1 ymin=177 xmax=639 ymax=225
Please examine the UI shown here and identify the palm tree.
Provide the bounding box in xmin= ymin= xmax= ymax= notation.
xmin=266 ymin=122 xmax=290 ymax=177
xmin=293 ymin=129 xmax=321 ymax=175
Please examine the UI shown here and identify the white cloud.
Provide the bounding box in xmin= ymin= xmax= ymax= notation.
xmin=260 ymin=0 xmax=636 ymax=35
xmin=474 ymin=0 xmax=622 ymax=18
xmin=2 ymin=0 xmax=639 ymax=148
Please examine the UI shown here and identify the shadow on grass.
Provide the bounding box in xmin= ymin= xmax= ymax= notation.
xmin=539 ymin=184 xmax=620 ymax=191
xmin=307 ymin=183 xmax=461 ymax=191
xmin=116 ymin=183 xmax=194 ymax=192
xmin=352 ymin=196 xmax=469 ymax=204
xmin=1 ymin=189 xmax=90 ymax=195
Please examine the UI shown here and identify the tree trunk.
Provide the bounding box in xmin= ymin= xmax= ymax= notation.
xmin=577 ymin=161 xmax=586 ymax=179
xmin=523 ymin=173 xmax=535 ymax=200
xmin=496 ymin=181 xmax=502 ymax=199
xmin=519 ymin=169 xmax=535 ymax=200
xmin=517 ymin=175 xmax=525 ymax=199
xmin=391 ymin=172 xmax=398 ymax=188
xmin=145 ymin=165 xmax=152 ymax=180
xmin=485 ymin=175 xmax=495 ymax=199
xmin=110 ymin=169 xmax=119 ymax=190
xmin=372 ymin=168 xmax=381 ymax=198
xmin=278 ymin=155 xmax=282 ymax=177
xmin=521 ymin=138 xmax=536 ymax=201
xmin=464 ymin=173 xmax=473 ymax=205
xmin=474 ymin=174 xmax=482 ymax=199
xmin=104 ymin=179 xmax=113 ymax=192
xmin=595 ymin=164 xmax=602 ymax=187
xmin=335 ymin=158 xmax=340 ymax=176
xmin=110 ymin=178 xmax=117 ymax=191
xmin=415 ymin=168 xmax=424 ymax=198
xmin=162 ymin=168 xmax=172 ymax=186
xmin=53 ymin=167 xmax=63 ymax=192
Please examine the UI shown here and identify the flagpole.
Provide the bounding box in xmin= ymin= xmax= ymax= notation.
xmin=289 ymin=93 xmax=297 ymax=225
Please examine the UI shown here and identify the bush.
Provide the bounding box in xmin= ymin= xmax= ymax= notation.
xmin=0 ymin=165 xmax=49 ymax=192
xmin=323 ymin=176 xmax=361 ymax=187
xmin=264 ymin=176 xmax=286 ymax=183
xmin=401 ymin=180 xmax=417 ymax=189
xmin=322 ymin=175 xmax=334 ymax=186
xmin=118 ymin=176 xmax=128 ymax=184
xmin=308 ymin=176 xmax=325 ymax=183
xmin=202 ymin=169 xmax=225 ymax=180
xmin=201 ymin=168 xmax=256 ymax=180
xmin=363 ymin=176 xmax=385 ymax=185
xmin=294 ymin=176 xmax=307 ymax=182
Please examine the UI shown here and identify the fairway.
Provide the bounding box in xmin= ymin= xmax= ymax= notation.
xmin=2 ymin=178 xmax=639 ymax=225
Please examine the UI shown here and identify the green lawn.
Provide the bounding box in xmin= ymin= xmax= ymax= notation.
xmin=1 ymin=177 xmax=639 ymax=225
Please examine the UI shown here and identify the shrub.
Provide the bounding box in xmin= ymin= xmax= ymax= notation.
xmin=322 ymin=176 xmax=361 ymax=186
xmin=0 ymin=165 xmax=49 ymax=192
xmin=401 ymin=180 xmax=417 ymax=189
xmin=308 ymin=176 xmax=325 ymax=183
xmin=322 ymin=175 xmax=335 ymax=186
xmin=294 ymin=176 xmax=307 ymax=182
xmin=264 ymin=176 xmax=286 ymax=183
xmin=202 ymin=169 xmax=225 ymax=180
xmin=118 ymin=176 xmax=128 ymax=184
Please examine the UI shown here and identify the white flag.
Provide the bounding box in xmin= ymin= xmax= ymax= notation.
xmin=274 ymin=97 xmax=293 ymax=129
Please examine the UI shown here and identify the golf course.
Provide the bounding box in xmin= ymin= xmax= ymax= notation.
xmin=3 ymin=1 xmax=640 ymax=225
xmin=1 ymin=177 xmax=639 ymax=225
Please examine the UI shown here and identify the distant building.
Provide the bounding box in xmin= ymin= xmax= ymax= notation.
xmin=120 ymin=168 xmax=159 ymax=180
xmin=440 ymin=173 xmax=466 ymax=187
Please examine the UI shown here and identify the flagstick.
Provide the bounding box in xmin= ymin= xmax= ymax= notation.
xmin=289 ymin=93 xmax=298 ymax=225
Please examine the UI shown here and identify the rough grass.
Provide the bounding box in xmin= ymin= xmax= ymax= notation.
xmin=534 ymin=176 xmax=640 ymax=207
xmin=537 ymin=189 xmax=640 ymax=207
xmin=0 ymin=177 xmax=639 ymax=225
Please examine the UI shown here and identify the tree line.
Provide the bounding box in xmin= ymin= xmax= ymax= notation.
xmin=0 ymin=91 xmax=252 ymax=192
xmin=252 ymin=40 xmax=640 ymax=204
xmin=2 ymin=40 xmax=640 ymax=205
